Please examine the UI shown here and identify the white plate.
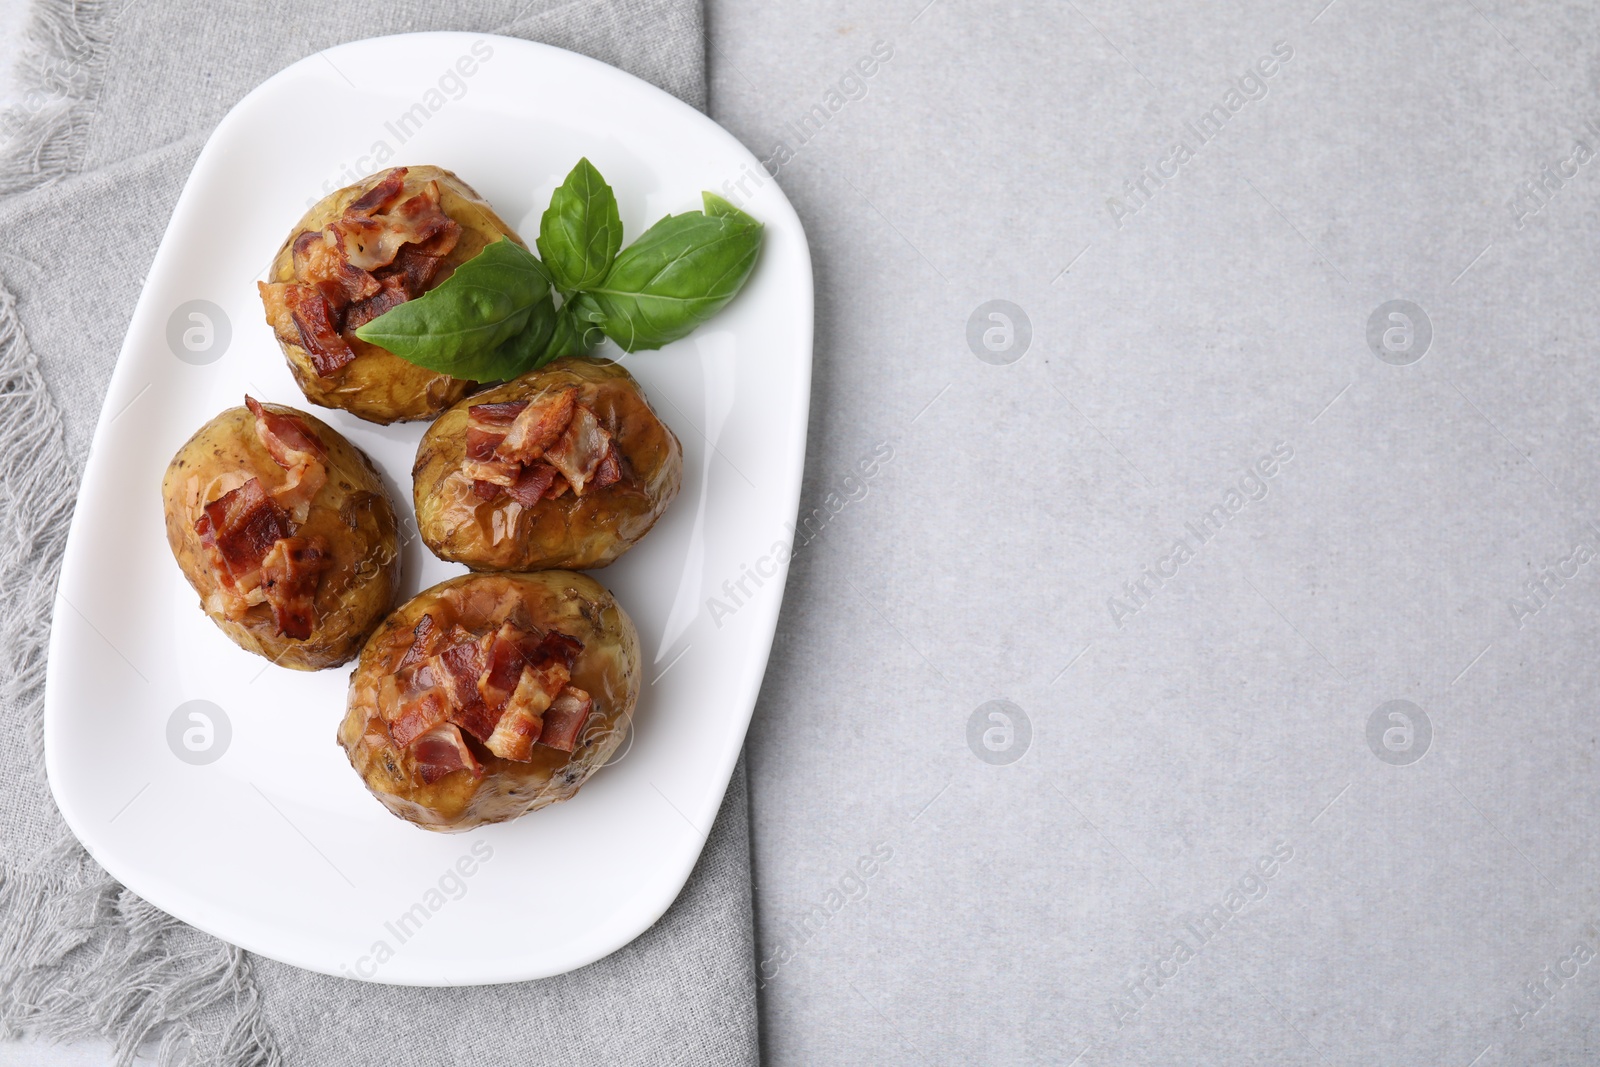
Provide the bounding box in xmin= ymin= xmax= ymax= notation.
xmin=42 ymin=32 xmax=811 ymax=985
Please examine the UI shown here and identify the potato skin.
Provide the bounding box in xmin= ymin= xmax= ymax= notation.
xmin=338 ymin=571 xmax=641 ymax=831
xmin=161 ymin=404 xmax=401 ymax=671
xmin=265 ymin=166 xmax=525 ymax=424
xmin=413 ymin=357 xmax=684 ymax=571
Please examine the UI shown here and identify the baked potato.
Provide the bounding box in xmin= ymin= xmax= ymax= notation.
xmin=412 ymin=356 xmax=683 ymax=571
xmin=161 ymin=397 xmax=401 ymax=670
xmin=338 ymin=571 xmax=641 ymax=831
xmin=257 ymin=165 xmax=525 ymax=424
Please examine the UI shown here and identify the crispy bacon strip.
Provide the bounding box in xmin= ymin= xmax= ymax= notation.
xmin=538 ymin=687 xmax=594 ymax=753
xmin=542 ymin=404 xmax=615 ymax=496
xmin=390 ymin=690 xmax=448 ymax=748
xmin=591 ymin=445 xmax=623 ymax=492
xmin=345 ymin=167 xmax=408 ymax=215
xmin=195 ymin=478 xmax=292 ymax=593
xmin=487 ymin=628 xmax=580 ymax=756
xmin=465 ymin=402 xmax=528 ymax=468
xmin=245 ymin=396 xmax=327 ymax=519
xmin=467 ymin=401 xmax=529 ymax=427
xmin=477 ymin=623 xmax=532 ymax=712
xmin=388 ymin=245 xmax=445 ymax=296
xmin=430 ymin=637 xmax=485 ymax=710
xmin=293 ymin=230 xmax=379 ymax=306
xmin=388 ymin=185 xmax=460 ymax=258
xmin=484 ymin=710 xmax=541 ymax=760
xmin=429 ymin=636 xmax=504 ymax=742
xmin=283 ymin=284 xmax=357 ymax=376
xmin=503 ymin=462 xmax=560 ymax=507
xmin=496 ymin=387 xmax=577 ymax=464
xmin=331 ymin=180 xmax=459 ymax=271
xmin=414 ymin=723 xmax=482 ymax=784
xmin=258 ymin=536 xmax=330 ymax=639
xmin=343 ymin=274 xmax=409 ymax=331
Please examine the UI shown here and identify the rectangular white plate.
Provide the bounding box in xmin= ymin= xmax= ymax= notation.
xmin=42 ymin=32 xmax=811 ymax=984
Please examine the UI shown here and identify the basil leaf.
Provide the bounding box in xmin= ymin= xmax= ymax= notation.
xmin=536 ymin=158 xmax=623 ymax=293
xmin=702 ymin=191 xmax=757 ymax=224
xmin=353 ymin=239 xmax=549 ymax=375
xmin=489 ymin=294 xmax=607 ymax=375
xmin=487 ymin=291 xmax=561 ymax=375
xmin=584 ymin=209 xmax=763 ymax=352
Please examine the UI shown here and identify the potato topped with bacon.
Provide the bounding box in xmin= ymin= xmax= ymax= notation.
xmin=339 ymin=571 xmax=640 ymax=831
xmin=161 ymin=398 xmax=401 ymax=670
xmin=412 ymin=356 xmax=683 ymax=571
xmin=257 ymin=165 xmax=524 ymax=424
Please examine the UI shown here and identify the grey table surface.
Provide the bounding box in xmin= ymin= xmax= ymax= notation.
xmin=11 ymin=0 xmax=1600 ymax=1064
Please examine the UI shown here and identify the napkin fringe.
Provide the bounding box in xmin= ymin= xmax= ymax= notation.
xmin=0 ymin=288 xmax=280 ymax=1067
xmin=0 ymin=861 xmax=281 ymax=1067
xmin=0 ymin=0 xmax=114 ymax=195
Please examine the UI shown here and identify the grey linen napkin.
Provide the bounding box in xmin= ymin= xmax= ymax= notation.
xmin=0 ymin=2 xmax=758 ymax=1064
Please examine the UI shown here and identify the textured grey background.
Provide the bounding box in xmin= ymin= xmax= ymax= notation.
xmin=10 ymin=0 xmax=1600 ymax=1062
xmin=708 ymin=0 xmax=1600 ymax=1064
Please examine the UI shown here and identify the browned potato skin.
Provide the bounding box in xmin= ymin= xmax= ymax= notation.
xmin=413 ymin=357 xmax=684 ymax=571
xmin=161 ymin=404 xmax=401 ymax=671
xmin=339 ymin=571 xmax=641 ymax=832
xmin=265 ymin=166 xmax=526 ymax=424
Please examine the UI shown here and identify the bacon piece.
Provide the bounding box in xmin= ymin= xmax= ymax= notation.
xmin=246 ymin=396 xmax=325 ymax=463
xmin=483 ymin=698 xmax=543 ymax=760
xmin=390 ymin=690 xmax=447 ymax=748
xmin=462 ymin=456 xmax=521 ymax=487
xmin=258 ymin=535 xmax=329 ymax=639
xmin=330 ymin=180 xmax=459 ymax=271
xmin=470 ymin=479 xmax=502 ymax=501
xmin=429 ymin=635 xmax=502 ymax=742
xmin=464 ymin=401 xmax=532 ymax=470
xmin=477 ymin=622 xmax=533 ymax=713
xmin=465 ymin=429 xmax=505 ymax=463
xmin=257 ymin=282 xmax=301 ymax=347
xmin=430 ymin=637 xmax=485 ymax=710
xmin=385 ymin=244 xmax=445 ymax=297
xmin=467 ymin=401 xmax=529 ymax=429
xmin=345 ymin=167 xmax=408 ymax=215
xmin=542 ymin=404 xmax=615 ymax=496
xmin=475 ymin=624 xmax=578 ymax=708
xmin=414 ymin=723 xmax=482 ymax=784
xmin=449 ymin=698 xmax=500 ymax=744
xmin=388 ymin=184 xmax=460 ymax=256
xmin=496 ymin=388 xmax=577 ymax=464
xmin=503 ymin=462 xmax=560 ymax=507
xmin=293 ymin=230 xmax=379 ymax=307
xmin=343 ymin=274 xmax=409 ymax=331
xmin=537 ymin=687 xmax=593 ymax=753
xmin=245 ymin=396 xmax=327 ymax=519
xmin=481 ymin=628 xmax=580 ymax=761
xmin=591 ymin=445 xmax=623 ymax=492
xmin=195 ymin=478 xmax=293 ymax=593
xmin=284 ymin=284 xmax=357 ymax=376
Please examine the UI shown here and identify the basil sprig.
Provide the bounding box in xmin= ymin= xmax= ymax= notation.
xmin=353 ymin=158 xmax=763 ymax=380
